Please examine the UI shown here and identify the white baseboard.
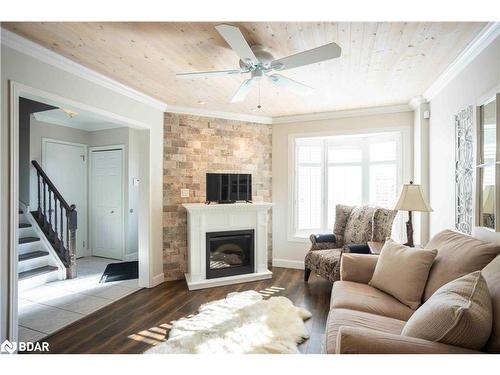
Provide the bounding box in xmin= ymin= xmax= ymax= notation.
xmin=272 ymin=259 xmax=305 ymax=270
xmin=151 ymin=273 xmax=165 ymax=287
xmin=124 ymin=252 xmax=138 ymax=261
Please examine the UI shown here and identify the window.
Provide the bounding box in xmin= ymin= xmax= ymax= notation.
xmin=293 ymin=132 xmax=402 ymax=238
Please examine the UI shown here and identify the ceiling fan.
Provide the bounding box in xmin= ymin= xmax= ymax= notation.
xmin=176 ymin=24 xmax=342 ymax=103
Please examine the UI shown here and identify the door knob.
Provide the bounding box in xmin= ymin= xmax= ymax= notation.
xmin=111 ymin=210 xmax=115 ymax=214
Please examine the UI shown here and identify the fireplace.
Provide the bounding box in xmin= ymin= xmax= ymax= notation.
xmin=206 ymin=229 xmax=254 ymax=279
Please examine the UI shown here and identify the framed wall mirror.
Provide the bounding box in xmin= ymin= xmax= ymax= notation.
xmin=476 ymin=93 xmax=500 ymax=231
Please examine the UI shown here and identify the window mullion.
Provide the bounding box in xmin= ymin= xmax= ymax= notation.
xmin=322 ymin=139 xmax=328 ymax=232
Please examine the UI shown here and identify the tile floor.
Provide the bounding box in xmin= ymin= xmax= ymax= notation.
xmin=18 ymin=257 xmax=141 ymax=342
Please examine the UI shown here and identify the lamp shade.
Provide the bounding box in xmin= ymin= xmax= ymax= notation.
xmin=394 ymin=182 xmax=433 ymax=212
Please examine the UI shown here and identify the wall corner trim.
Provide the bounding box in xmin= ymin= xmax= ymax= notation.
xmin=408 ymin=95 xmax=427 ymax=110
xmin=1 ymin=28 xmax=168 ymax=112
xmin=423 ymin=22 xmax=500 ymax=101
xmin=150 ymin=273 xmax=165 ymax=288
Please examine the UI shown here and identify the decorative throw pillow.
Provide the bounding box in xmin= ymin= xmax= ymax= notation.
xmin=343 ymin=206 xmax=377 ymax=245
xmin=333 ymin=204 xmax=355 ymax=247
xmin=371 ymin=208 xmax=397 ymax=243
xmin=369 ymin=239 xmax=437 ymax=309
xmin=402 ymin=271 xmax=493 ymax=350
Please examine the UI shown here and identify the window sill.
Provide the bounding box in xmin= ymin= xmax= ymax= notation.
xmin=287 ymin=235 xmax=310 ymax=244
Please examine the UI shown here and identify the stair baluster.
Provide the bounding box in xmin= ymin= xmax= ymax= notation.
xmin=37 ymin=171 xmax=42 ymax=220
xmin=31 ymin=160 xmax=78 ymax=279
xmin=48 ymin=190 xmax=52 ymax=238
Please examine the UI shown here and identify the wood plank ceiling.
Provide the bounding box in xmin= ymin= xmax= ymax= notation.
xmin=3 ymin=22 xmax=487 ymax=117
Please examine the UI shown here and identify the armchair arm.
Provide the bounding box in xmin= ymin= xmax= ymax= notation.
xmin=336 ymin=326 xmax=481 ymax=354
xmin=309 ymin=233 xmax=337 ymax=251
xmin=340 ymin=253 xmax=378 ymax=284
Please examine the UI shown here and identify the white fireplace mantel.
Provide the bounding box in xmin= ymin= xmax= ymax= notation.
xmin=182 ymin=202 xmax=273 ymax=290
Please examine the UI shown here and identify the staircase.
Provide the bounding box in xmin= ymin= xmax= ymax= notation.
xmin=18 ymin=207 xmax=65 ymax=291
xmin=18 ymin=160 xmax=78 ymax=291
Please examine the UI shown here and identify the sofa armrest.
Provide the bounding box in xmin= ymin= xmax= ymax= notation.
xmin=340 ymin=253 xmax=379 ymax=283
xmin=309 ymin=234 xmax=337 ymax=251
xmin=336 ymin=326 xmax=481 ymax=354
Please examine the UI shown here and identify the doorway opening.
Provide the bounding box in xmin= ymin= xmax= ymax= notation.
xmin=15 ymin=95 xmax=144 ymax=342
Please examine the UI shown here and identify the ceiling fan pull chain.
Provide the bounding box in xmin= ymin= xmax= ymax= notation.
xmin=257 ymin=81 xmax=262 ymax=110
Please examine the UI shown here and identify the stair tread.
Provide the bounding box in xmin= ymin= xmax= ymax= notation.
xmin=19 ymin=223 xmax=32 ymax=228
xmin=19 ymin=236 xmax=40 ymax=245
xmin=19 ymin=250 xmax=49 ymax=261
xmin=19 ymin=265 xmax=58 ymax=280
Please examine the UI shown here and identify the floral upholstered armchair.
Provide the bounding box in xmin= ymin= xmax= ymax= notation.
xmin=304 ymin=204 xmax=397 ymax=283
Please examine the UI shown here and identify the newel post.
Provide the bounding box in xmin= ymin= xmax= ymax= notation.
xmin=67 ymin=204 xmax=78 ymax=279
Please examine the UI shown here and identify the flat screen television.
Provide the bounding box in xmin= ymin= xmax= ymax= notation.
xmin=206 ymin=173 xmax=252 ymax=204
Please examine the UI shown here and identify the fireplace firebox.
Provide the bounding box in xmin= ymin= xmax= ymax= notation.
xmin=206 ymin=229 xmax=254 ymax=279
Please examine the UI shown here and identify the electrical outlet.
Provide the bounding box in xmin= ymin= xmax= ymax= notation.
xmin=181 ymin=188 xmax=190 ymax=198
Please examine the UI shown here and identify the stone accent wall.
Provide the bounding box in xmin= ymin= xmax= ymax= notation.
xmin=163 ymin=113 xmax=272 ymax=281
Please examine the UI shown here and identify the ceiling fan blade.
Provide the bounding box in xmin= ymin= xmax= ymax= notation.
xmin=176 ymin=69 xmax=243 ymax=79
xmin=268 ymin=74 xmax=314 ymax=96
xmin=231 ymin=79 xmax=255 ymax=103
xmin=271 ymin=42 xmax=342 ymax=71
xmin=215 ymin=24 xmax=259 ymax=67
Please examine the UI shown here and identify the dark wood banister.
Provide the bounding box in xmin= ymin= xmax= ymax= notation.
xmin=31 ymin=160 xmax=73 ymax=212
xmin=31 ymin=160 xmax=77 ymax=279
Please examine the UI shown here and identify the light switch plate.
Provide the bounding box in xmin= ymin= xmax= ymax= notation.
xmin=181 ymin=188 xmax=190 ymax=198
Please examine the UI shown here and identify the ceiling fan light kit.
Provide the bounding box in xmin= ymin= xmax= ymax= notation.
xmin=176 ymin=24 xmax=342 ymax=103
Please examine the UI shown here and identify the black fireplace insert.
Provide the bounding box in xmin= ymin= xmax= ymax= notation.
xmin=206 ymin=229 xmax=254 ymax=279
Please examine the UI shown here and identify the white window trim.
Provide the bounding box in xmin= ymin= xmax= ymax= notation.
xmin=287 ymin=126 xmax=412 ymax=243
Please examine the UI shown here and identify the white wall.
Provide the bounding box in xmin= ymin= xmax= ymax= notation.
xmin=428 ymin=36 xmax=500 ymax=241
xmin=272 ymin=111 xmax=414 ymax=268
xmin=1 ymin=43 xmax=164 ymax=342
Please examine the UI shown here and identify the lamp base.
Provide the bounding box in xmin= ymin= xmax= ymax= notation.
xmin=405 ymin=211 xmax=414 ymax=248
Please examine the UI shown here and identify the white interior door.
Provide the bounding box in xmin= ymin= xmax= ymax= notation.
xmin=42 ymin=140 xmax=87 ymax=258
xmin=90 ymin=149 xmax=124 ymax=260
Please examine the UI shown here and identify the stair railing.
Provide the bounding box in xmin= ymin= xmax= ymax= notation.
xmin=31 ymin=160 xmax=77 ymax=279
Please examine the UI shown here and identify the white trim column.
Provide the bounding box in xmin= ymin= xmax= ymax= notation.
xmin=411 ymin=96 xmax=431 ymax=245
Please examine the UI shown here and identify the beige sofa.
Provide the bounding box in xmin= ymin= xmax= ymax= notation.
xmin=325 ymin=229 xmax=500 ymax=354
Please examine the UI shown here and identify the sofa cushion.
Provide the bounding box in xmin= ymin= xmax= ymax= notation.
xmin=343 ymin=206 xmax=377 ymax=245
xmin=330 ymin=281 xmax=414 ymax=321
xmin=423 ymin=230 xmax=500 ymax=302
xmin=482 ymin=255 xmax=500 ymax=353
xmin=333 ymin=204 xmax=355 ymax=247
xmin=325 ymin=308 xmax=406 ymax=354
xmin=369 ymin=239 xmax=437 ymax=309
xmin=371 ymin=208 xmax=397 ymax=242
xmin=402 ymin=271 xmax=493 ymax=350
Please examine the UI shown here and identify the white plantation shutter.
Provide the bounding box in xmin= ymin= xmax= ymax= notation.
xmin=294 ymin=133 xmax=402 ymax=237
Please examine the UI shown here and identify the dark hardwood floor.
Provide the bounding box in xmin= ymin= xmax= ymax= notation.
xmin=37 ymin=267 xmax=332 ymax=354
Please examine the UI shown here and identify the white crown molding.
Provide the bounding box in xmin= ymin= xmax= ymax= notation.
xmin=1 ymin=28 xmax=168 ymax=112
xmin=272 ymin=103 xmax=411 ymax=124
xmin=423 ymin=22 xmax=500 ymax=101
xmin=166 ymin=105 xmax=273 ymax=124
